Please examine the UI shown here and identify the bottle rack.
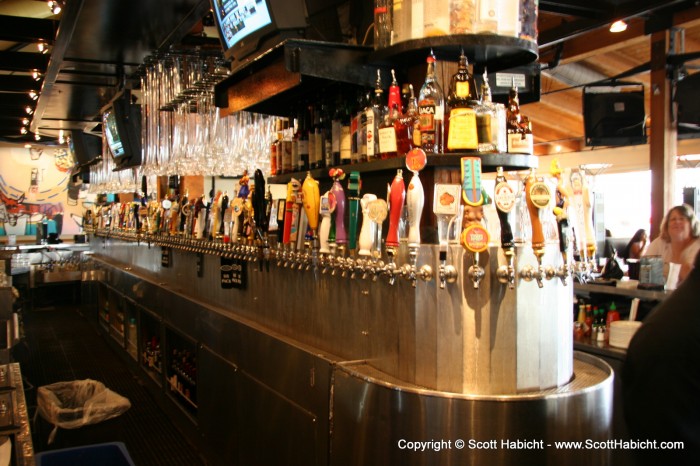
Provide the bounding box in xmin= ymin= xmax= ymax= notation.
xmin=164 ymin=327 xmax=198 ymax=417
xmin=140 ymin=310 xmax=162 ymax=386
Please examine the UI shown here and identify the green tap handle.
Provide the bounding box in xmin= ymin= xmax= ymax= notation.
xmin=347 ymin=171 xmax=361 ymax=251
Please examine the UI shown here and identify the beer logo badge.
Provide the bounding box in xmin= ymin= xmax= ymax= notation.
xmin=368 ymin=199 xmax=388 ymax=223
xmin=232 ymin=198 xmax=244 ymax=216
xmin=494 ymin=181 xmax=516 ymax=213
xmin=529 ymin=181 xmax=551 ymax=209
xmin=433 ymin=184 xmax=461 ymax=216
xmin=406 ymin=148 xmax=427 ymax=172
xmin=460 ymin=157 xmax=483 ymax=207
xmin=461 ymin=224 xmax=490 ymax=253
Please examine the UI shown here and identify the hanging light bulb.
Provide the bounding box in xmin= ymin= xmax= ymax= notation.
xmin=37 ymin=41 xmax=49 ymax=54
xmin=25 ymin=106 xmax=34 ymax=115
xmin=32 ymin=71 xmax=42 ymax=81
xmin=20 ymin=127 xmax=28 ymax=135
xmin=29 ymin=90 xmax=39 ymax=101
xmin=22 ymin=118 xmax=30 ymax=126
xmin=35 ymin=133 xmax=41 ymax=141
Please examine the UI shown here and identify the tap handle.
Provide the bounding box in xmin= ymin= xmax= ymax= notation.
xmin=494 ymin=167 xmax=515 ymax=250
xmin=330 ymin=169 xmax=347 ymax=246
xmin=302 ymin=172 xmax=320 ymax=236
xmin=386 ymin=169 xmax=405 ymax=248
xmin=319 ymin=191 xmax=336 ymax=254
xmin=253 ymin=169 xmax=268 ymax=235
xmin=524 ymin=169 xmax=549 ymax=251
xmin=406 ymin=172 xmax=424 ymax=248
xmin=358 ymin=194 xmax=378 ymax=257
xmin=282 ymin=178 xmax=300 ymax=245
xmin=347 ymin=171 xmax=362 ymax=250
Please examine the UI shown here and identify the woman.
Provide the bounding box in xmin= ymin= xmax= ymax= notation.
xmin=644 ymin=204 xmax=700 ymax=282
xmin=621 ymin=228 xmax=648 ymax=261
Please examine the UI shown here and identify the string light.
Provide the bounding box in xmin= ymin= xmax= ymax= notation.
xmin=25 ymin=106 xmax=34 ymax=115
xmin=29 ymin=90 xmax=39 ymax=101
xmin=20 ymin=127 xmax=28 ymax=135
xmin=47 ymin=1 xmax=64 ymax=15
xmin=37 ymin=41 xmax=49 ymax=54
xmin=32 ymin=71 xmax=42 ymax=81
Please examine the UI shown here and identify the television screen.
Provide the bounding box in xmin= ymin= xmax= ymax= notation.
xmin=101 ymin=89 xmax=142 ymax=169
xmin=583 ymin=86 xmax=647 ymax=147
xmin=103 ymin=110 xmax=125 ymax=158
xmin=69 ymin=130 xmax=102 ymax=167
xmin=214 ymin=0 xmax=272 ymax=51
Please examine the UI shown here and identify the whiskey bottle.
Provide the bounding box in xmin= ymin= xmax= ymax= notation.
xmin=476 ymin=72 xmax=500 ymax=153
xmin=298 ymin=105 xmax=310 ymax=171
xmin=340 ymin=98 xmax=352 ymax=165
xmin=331 ymin=96 xmax=343 ymax=166
xmin=418 ymin=52 xmax=445 ymax=154
xmin=506 ymin=82 xmax=533 ymax=155
xmin=367 ymin=70 xmax=387 ymax=161
xmin=378 ymin=104 xmax=399 ymax=159
xmin=445 ymin=50 xmax=479 ymax=153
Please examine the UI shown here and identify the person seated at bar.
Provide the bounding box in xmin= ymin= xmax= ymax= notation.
xmin=619 ymin=228 xmax=648 ymax=261
xmin=644 ymin=204 xmax=700 ymax=283
xmin=621 ymin=250 xmax=700 ymax=466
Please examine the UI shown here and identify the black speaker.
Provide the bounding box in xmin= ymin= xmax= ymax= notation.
xmin=583 ymin=85 xmax=647 ymax=147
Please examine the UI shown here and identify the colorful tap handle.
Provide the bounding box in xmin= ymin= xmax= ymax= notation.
xmin=319 ymin=191 xmax=336 ymax=254
xmin=582 ymin=172 xmax=596 ymax=258
xmin=253 ymin=169 xmax=268 ymax=235
xmin=459 ymin=157 xmax=490 ymax=253
xmin=358 ymin=194 xmax=378 ymax=256
xmin=302 ymin=172 xmax=320 ymax=237
xmin=433 ymin=184 xmax=462 ymax=257
xmin=494 ymin=167 xmax=515 ymax=250
xmin=282 ymin=179 xmax=300 ymax=245
xmin=386 ymin=169 xmax=406 ymax=248
xmin=330 ymin=168 xmax=347 ymax=245
xmin=524 ymin=169 xmax=550 ymax=251
xmin=550 ymin=159 xmax=571 ymax=257
xmin=231 ymin=197 xmax=244 ymax=243
xmin=406 ymin=172 xmax=424 ymax=248
xmin=347 ymin=171 xmax=362 ymax=251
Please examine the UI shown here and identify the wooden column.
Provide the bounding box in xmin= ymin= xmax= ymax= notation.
xmin=649 ymin=30 xmax=677 ymax=239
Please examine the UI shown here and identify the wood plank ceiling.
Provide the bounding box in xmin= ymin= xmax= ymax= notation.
xmin=0 ymin=0 xmax=699 ymax=152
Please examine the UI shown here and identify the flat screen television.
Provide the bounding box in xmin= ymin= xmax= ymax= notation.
xmin=676 ymin=72 xmax=700 ymax=139
xmin=210 ymin=0 xmax=308 ymax=67
xmin=583 ymin=84 xmax=647 ymax=147
xmin=101 ymin=89 xmax=142 ymax=170
xmin=68 ymin=130 xmax=102 ymax=167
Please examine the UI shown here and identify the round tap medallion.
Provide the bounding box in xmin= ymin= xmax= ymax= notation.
xmin=528 ymin=180 xmax=551 ymax=209
xmin=406 ymin=148 xmax=427 ymax=172
xmin=494 ymin=181 xmax=516 ymax=213
xmin=461 ymin=224 xmax=490 ymax=253
xmin=368 ymin=199 xmax=388 ymax=223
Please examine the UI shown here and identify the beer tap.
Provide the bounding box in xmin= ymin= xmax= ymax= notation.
xmin=581 ymin=169 xmax=597 ymax=273
xmin=329 ymin=168 xmax=347 ymax=276
xmin=345 ymin=171 xmax=362 ymax=278
xmin=402 ymin=149 xmax=432 ymax=287
xmin=493 ymin=167 xmax=516 ymax=289
xmin=281 ymin=178 xmax=301 ymax=268
xmin=318 ymin=190 xmax=336 ymax=273
xmin=385 ymin=169 xmax=406 ymax=285
xmin=522 ymin=168 xmax=551 ymax=288
xmin=460 ymin=157 xmax=489 ymax=289
xmin=357 ymin=193 xmax=378 ymax=278
xmin=302 ymin=172 xmax=320 ymax=273
xmin=253 ymin=169 xmax=271 ymax=271
xmin=550 ymin=160 xmax=572 ymax=284
xmin=433 ymin=184 xmax=461 ymax=289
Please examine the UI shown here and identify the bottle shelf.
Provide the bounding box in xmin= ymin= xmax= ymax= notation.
xmin=268 ymin=153 xmax=538 ymax=184
xmin=369 ymin=34 xmax=538 ymax=71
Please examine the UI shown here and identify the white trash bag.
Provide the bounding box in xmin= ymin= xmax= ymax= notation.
xmin=36 ymin=379 xmax=131 ymax=444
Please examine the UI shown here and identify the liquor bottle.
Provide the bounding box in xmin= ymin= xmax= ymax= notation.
xmin=506 ymin=81 xmax=532 ymax=155
xmin=291 ymin=110 xmax=300 ymax=173
xmin=367 ymin=70 xmax=387 ymax=162
xmin=322 ymin=101 xmax=333 ymax=168
xmin=331 ymin=96 xmax=343 ymax=166
xmin=350 ymin=90 xmax=361 ymax=164
xmin=418 ymin=52 xmax=444 ymax=154
xmin=391 ymin=0 xmax=412 ymax=45
xmin=519 ymin=0 xmax=538 ymax=42
xmin=374 ymin=0 xmax=392 ymax=49
xmin=423 ymin=0 xmax=450 ymax=36
xmin=281 ymin=118 xmax=293 ymax=174
xmin=340 ymin=98 xmax=352 ymax=165
xmin=308 ymin=104 xmax=318 ymax=169
xmin=474 ymin=0 xmax=498 ymax=33
xmin=445 ymin=50 xmax=479 ymax=153
xmin=476 ymin=72 xmax=499 ymax=153
xmin=395 ymin=84 xmax=420 ymax=156
xmin=388 ymin=69 xmax=403 ymax=115
xmin=378 ymin=103 xmax=399 ymax=159
xmin=298 ymin=105 xmax=310 ymax=171
xmin=270 ymin=120 xmax=279 ymax=176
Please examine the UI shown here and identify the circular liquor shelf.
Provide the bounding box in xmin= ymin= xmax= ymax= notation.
xmin=369 ymin=34 xmax=539 ymax=71
xmin=267 ymin=153 xmax=538 ymax=184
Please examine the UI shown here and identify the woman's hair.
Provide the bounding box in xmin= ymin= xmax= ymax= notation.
xmin=660 ymin=204 xmax=700 ymax=241
xmin=621 ymin=228 xmax=647 ymax=259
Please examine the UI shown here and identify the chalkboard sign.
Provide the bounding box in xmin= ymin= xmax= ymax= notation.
xmin=161 ymin=247 xmax=171 ymax=267
xmin=221 ymin=257 xmax=246 ymax=289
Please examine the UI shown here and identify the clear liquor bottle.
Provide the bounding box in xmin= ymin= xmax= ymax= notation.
xmin=418 ymin=52 xmax=445 ymax=154
xmin=367 ymin=70 xmax=387 ymax=161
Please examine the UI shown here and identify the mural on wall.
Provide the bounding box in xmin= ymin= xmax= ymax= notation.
xmin=0 ymin=145 xmax=89 ymax=238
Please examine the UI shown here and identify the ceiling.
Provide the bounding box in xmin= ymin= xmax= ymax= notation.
xmin=1 ymin=0 xmax=700 ymax=154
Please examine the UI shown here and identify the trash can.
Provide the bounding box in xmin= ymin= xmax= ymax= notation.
xmin=35 ymin=441 xmax=135 ymax=466
xmin=36 ymin=379 xmax=131 ymax=444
